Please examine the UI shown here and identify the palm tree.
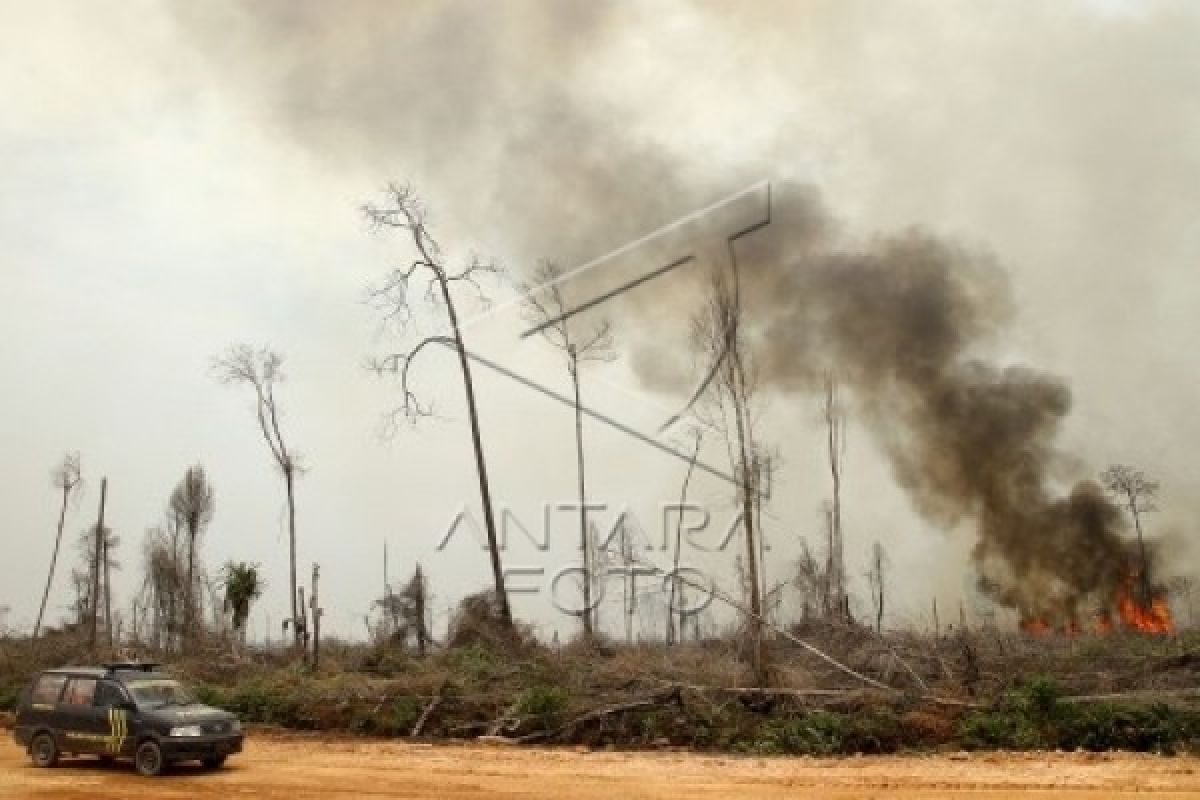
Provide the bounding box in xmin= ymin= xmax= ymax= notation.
xmin=222 ymin=561 xmax=264 ymax=653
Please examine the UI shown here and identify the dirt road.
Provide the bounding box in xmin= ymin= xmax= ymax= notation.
xmin=4 ymin=732 xmax=1200 ymax=799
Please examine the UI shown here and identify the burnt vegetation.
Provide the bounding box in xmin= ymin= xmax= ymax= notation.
xmin=3 ymin=185 xmax=1195 ymax=757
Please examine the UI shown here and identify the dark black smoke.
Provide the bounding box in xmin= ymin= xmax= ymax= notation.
xmin=642 ymin=190 xmax=1146 ymax=620
xmin=168 ymin=2 xmax=1172 ymax=619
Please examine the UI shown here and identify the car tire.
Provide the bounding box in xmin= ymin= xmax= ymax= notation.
xmin=30 ymin=733 xmax=58 ymax=768
xmin=134 ymin=740 xmax=166 ymax=777
xmin=201 ymin=755 xmax=227 ymax=770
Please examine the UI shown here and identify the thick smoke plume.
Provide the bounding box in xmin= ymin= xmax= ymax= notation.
xmin=693 ymin=193 xmax=1148 ymax=620
xmin=168 ymin=1 xmax=1195 ymax=620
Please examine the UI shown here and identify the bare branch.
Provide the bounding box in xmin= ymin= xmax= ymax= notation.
xmin=520 ymin=261 xmax=615 ymax=362
xmin=368 ymin=335 xmax=455 ymax=424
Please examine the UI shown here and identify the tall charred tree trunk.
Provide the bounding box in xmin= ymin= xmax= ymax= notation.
xmin=729 ymin=353 xmax=765 ymax=685
xmin=667 ymin=433 xmax=702 ymax=646
xmin=310 ymin=563 xmax=321 ymax=671
xmin=102 ymin=526 xmax=113 ymax=648
xmin=34 ymin=484 xmax=71 ymax=640
xmin=569 ymin=347 xmax=594 ymax=637
xmin=285 ymin=464 xmax=299 ymax=648
xmin=1129 ymin=500 xmax=1151 ymax=607
xmin=436 ymin=271 xmax=511 ymax=627
xmin=185 ymin=524 xmax=197 ymax=650
xmin=414 ymin=566 xmax=429 ymax=657
xmin=89 ymin=478 xmax=107 ymax=653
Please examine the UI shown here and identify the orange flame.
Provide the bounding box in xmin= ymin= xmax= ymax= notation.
xmin=1020 ymin=617 xmax=1052 ymax=635
xmin=1117 ymin=579 xmax=1173 ymax=634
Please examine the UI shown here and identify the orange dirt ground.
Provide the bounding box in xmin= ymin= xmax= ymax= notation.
xmin=4 ymin=731 xmax=1200 ymax=799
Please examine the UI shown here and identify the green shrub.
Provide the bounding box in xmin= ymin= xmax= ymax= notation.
xmin=960 ymin=674 xmax=1200 ymax=754
xmin=753 ymin=712 xmax=847 ymax=756
xmin=516 ymin=684 xmax=568 ymax=717
xmin=351 ymin=696 xmax=421 ymax=736
xmin=444 ymin=644 xmax=501 ymax=682
xmin=0 ymin=682 xmax=21 ymax=712
xmin=1018 ymin=676 xmax=1061 ymax=720
xmin=842 ymin=708 xmax=904 ymax=753
xmin=960 ymin=709 xmax=1043 ymax=749
xmin=220 ymin=679 xmax=306 ymax=727
xmin=1054 ymin=703 xmax=1198 ymax=754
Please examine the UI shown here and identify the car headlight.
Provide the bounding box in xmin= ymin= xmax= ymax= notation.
xmin=169 ymin=725 xmax=204 ymax=737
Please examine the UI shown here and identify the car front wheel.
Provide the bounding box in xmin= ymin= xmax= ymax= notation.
xmin=30 ymin=733 xmax=58 ymax=768
xmin=134 ymin=740 xmax=165 ymax=777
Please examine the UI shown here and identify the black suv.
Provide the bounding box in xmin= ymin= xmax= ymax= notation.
xmin=12 ymin=662 xmax=243 ymax=776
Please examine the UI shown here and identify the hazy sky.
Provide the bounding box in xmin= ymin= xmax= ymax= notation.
xmin=2 ymin=0 xmax=1198 ymax=640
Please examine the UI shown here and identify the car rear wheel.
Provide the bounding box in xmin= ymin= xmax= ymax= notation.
xmin=201 ymin=754 xmax=227 ymax=769
xmin=134 ymin=741 xmax=165 ymax=777
xmin=30 ymin=733 xmax=58 ymax=768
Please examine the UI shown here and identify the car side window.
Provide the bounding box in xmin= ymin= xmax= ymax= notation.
xmin=94 ymin=681 xmax=128 ymax=708
xmin=62 ymin=677 xmax=98 ymax=706
xmin=30 ymin=674 xmax=67 ymax=706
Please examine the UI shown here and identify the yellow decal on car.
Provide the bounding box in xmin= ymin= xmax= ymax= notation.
xmin=106 ymin=707 xmax=128 ymax=754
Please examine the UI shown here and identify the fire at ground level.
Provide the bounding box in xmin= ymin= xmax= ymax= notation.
xmin=1019 ymin=574 xmax=1175 ymax=636
xmin=3 ymin=733 xmax=1200 ymax=799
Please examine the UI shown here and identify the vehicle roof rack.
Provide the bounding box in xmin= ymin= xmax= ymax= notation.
xmin=102 ymin=662 xmax=161 ymax=674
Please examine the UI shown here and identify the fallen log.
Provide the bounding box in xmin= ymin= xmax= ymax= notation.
xmin=516 ymin=689 xmax=682 ymax=744
xmin=664 ymin=682 xmax=979 ymax=709
xmin=1061 ymin=687 xmax=1200 ymax=707
xmin=411 ymin=687 xmax=444 ymax=737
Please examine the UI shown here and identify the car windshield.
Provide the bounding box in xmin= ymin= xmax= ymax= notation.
xmin=126 ymin=679 xmax=196 ymax=709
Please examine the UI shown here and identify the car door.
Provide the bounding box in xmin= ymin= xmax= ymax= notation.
xmin=93 ymin=680 xmax=134 ymax=757
xmin=57 ymin=677 xmax=109 ymax=755
xmin=24 ymin=673 xmax=68 ymax=742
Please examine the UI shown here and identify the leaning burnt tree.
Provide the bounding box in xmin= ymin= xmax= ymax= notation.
xmin=521 ymin=261 xmax=614 ymax=638
xmin=33 ymin=452 xmax=83 ymax=639
xmin=213 ymin=345 xmax=303 ymax=649
xmin=362 ymin=184 xmax=512 ymax=629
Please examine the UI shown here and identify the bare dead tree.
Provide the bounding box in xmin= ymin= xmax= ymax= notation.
xmin=667 ymin=429 xmax=703 ymax=645
xmin=1101 ymin=464 xmax=1159 ymax=606
xmin=521 ymin=261 xmax=614 ymax=637
xmin=168 ymin=464 xmax=214 ymax=648
xmin=690 ymin=265 xmax=768 ymax=685
xmin=88 ymin=477 xmax=108 ymax=651
xmin=79 ymin=504 xmax=118 ymax=652
xmin=362 ymin=184 xmax=511 ymax=628
xmin=213 ymin=345 xmax=302 ymax=648
xmin=34 ymin=453 xmax=83 ymax=639
xmin=866 ymin=540 xmax=887 ymax=633
xmin=310 ymin=563 xmax=322 ymax=670
xmin=619 ymin=518 xmax=637 ymax=644
xmin=141 ymin=522 xmax=188 ymax=652
xmin=373 ymin=563 xmax=432 ymax=655
xmin=402 ymin=564 xmax=431 ymax=657
xmin=823 ymin=374 xmax=849 ymax=621
xmin=793 ymin=539 xmax=826 ymax=622
xmin=69 ymin=566 xmax=91 ymax=629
